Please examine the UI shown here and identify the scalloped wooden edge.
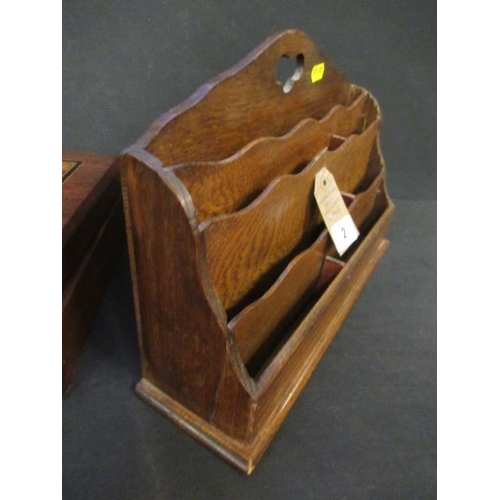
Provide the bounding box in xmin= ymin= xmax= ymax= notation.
xmin=229 ymin=172 xmax=386 ymax=366
xmin=133 ymin=30 xmax=351 ymax=156
xmin=199 ymin=119 xmax=380 ymax=233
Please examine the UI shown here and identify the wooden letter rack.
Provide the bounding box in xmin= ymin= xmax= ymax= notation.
xmin=119 ymin=30 xmax=394 ymax=473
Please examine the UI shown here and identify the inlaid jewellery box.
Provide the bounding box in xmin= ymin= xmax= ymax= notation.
xmin=118 ymin=30 xmax=394 ymax=473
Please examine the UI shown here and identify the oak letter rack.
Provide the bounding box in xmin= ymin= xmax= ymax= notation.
xmin=119 ymin=30 xmax=394 ymax=473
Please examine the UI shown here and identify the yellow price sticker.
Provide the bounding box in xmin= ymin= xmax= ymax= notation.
xmin=311 ymin=62 xmax=325 ymax=83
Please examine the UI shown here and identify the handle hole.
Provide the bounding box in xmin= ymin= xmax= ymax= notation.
xmin=275 ymin=54 xmax=304 ymax=94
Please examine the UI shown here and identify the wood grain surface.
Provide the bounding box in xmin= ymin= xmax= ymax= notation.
xmin=139 ymin=30 xmax=353 ymax=165
xmin=230 ymin=171 xmax=387 ymax=367
xmin=62 ymin=152 xmax=125 ymax=396
xmin=173 ymin=90 xmax=369 ymax=222
xmin=202 ymin=120 xmax=380 ymax=313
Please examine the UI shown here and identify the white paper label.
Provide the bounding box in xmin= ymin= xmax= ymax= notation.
xmin=330 ymin=214 xmax=359 ymax=256
xmin=314 ymin=167 xmax=359 ymax=256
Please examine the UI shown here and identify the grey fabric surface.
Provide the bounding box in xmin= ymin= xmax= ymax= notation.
xmin=63 ymin=199 xmax=437 ymax=499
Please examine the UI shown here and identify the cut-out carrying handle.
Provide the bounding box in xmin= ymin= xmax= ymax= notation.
xmin=246 ymin=30 xmax=345 ymax=92
xmin=141 ymin=30 xmax=353 ymax=166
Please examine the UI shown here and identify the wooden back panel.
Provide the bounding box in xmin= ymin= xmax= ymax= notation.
xmin=136 ymin=30 xmax=353 ymax=165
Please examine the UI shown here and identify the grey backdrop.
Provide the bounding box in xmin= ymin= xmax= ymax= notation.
xmin=63 ymin=1 xmax=436 ymax=498
xmin=63 ymin=0 xmax=436 ymax=200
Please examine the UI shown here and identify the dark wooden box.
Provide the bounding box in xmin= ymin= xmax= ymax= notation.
xmin=62 ymin=151 xmax=125 ymax=395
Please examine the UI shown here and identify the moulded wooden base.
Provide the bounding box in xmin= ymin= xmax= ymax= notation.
xmin=135 ymin=233 xmax=390 ymax=474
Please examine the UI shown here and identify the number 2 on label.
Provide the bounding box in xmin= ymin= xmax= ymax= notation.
xmin=341 ymin=227 xmax=347 ymax=239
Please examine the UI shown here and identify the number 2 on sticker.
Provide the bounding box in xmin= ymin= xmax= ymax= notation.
xmin=341 ymin=227 xmax=347 ymax=239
